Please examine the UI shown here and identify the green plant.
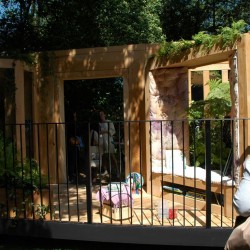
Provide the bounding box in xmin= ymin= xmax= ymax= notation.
xmin=0 ymin=131 xmax=48 ymax=190
xmin=1 ymin=158 xmax=48 ymax=195
xmin=216 ymin=20 xmax=247 ymax=49
xmin=33 ymin=203 xmax=50 ymax=220
xmin=0 ymin=131 xmax=50 ymax=220
xmin=189 ymin=79 xmax=231 ymax=120
xmin=192 ymin=31 xmax=216 ymax=52
xmin=188 ymin=78 xmax=231 ymax=170
xmin=157 ymin=20 xmax=248 ymax=58
xmin=0 ymin=132 xmax=16 ymax=178
xmin=157 ymin=39 xmax=194 ymax=58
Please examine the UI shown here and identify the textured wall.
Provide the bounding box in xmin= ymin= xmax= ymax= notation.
xmin=149 ymin=68 xmax=189 ymax=164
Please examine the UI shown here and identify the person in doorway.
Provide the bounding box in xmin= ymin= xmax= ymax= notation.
xmin=99 ymin=110 xmax=118 ymax=178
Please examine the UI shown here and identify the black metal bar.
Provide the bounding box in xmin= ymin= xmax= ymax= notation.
xmin=193 ymin=120 xmax=197 ymax=227
xmin=149 ymin=120 xmax=154 ymax=225
xmin=55 ymin=123 xmax=62 ymax=221
xmin=128 ymin=121 xmax=133 ymax=224
xmin=181 ymin=120 xmax=185 ymax=227
xmin=65 ymin=123 xmax=71 ymax=221
xmin=205 ymin=120 xmax=211 ymax=228
xmin=139 ymin=121 xmax=143 ymax=225
xmin=86 ymin=123 xmax=93 ymax=224
xmin=219 ymin=119 xmax=223 ymax=226
xmin=43 ymin=124 xmax=52 ymax=221
xmin=160 ymin=120 xmax=164 ymax=225
xmin=231 ymin=119 xmax=235 ymax=224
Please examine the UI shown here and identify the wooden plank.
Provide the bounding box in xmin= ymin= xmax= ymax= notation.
xmin=190 ymin=62 xmax=230 ymax=71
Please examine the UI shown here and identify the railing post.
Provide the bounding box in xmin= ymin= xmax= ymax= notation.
xmin=205 ymin=120 xmax=211 ymax=228
xmin=86 ymin=123 xmax=93 ymax=223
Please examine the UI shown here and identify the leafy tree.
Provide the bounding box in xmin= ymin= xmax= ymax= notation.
xmin=1 ymin=0 xmax=249 ymax=54
xmin=96 ymin=0 xmax=165 ymax=46
xmin=0 ymin=0 xmax=165 ymax=54
xmin=160 ymin=0 xmax=250 ymax=41
xmin=0 ymin=0 xmax=42 ymax=57
xmin=38 ymin=0 xmax=103 ymax=50
xmin=160 ymin=0 xmax=207 ymax=41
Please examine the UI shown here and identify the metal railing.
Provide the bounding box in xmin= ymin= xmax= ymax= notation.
xmin=0 ymin=118 xmax=244 ymax=229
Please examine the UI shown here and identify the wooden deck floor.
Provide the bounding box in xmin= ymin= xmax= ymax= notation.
xmin=50 ymin=184 xmax=235 ymax=228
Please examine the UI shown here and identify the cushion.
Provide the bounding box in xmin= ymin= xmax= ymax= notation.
xmin=165 ymin=149 xmax=186 ymax=171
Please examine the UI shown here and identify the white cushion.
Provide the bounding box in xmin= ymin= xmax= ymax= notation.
xmin=165 ymin=149 xmax=186 ymax=171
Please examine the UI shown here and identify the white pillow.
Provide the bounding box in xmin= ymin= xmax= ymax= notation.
xmin=165 ymin=149 xmax=186 ymax=171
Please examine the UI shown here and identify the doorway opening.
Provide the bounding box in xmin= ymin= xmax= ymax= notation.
xmin=64 ymin=77 xmax=125 ymax=182
xmin=64 ymin=77 xmax=124 ymax=123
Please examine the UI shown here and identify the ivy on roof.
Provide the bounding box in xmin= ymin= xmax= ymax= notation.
xmin=157 ymin=20 xmax=248 ymax=58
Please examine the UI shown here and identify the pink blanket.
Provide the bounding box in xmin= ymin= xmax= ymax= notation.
xmin=96 ymin=184 xmax=133 ymax=208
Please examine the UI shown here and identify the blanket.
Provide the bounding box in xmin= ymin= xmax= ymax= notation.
xmin=96 ymin=183 xmax=133 ymax=208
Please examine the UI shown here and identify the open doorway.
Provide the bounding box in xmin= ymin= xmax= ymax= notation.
xmin=64 ymin=77 xmax=124 ymax=122
xmin=64 ymin=77 xmax=124 ymax=182
xmin=64 ymin=77 xmax=124 ymax=142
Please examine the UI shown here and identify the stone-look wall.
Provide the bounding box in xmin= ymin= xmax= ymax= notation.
xmin=149 ymin=68 xmax=189 ymax=168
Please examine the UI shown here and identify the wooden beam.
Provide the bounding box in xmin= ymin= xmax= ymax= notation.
xmin=190 ymin=62 xmax=230 ymax=71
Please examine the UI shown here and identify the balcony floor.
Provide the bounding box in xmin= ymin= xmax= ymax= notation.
xmin=50 ymin=184 xmax=235 ymax=228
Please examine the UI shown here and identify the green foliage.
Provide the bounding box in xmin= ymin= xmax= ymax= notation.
xmin=157 ymin=39 xmax=194 ymax=57
xmin=0 ymin=132 xmax=49 ymax=220
xmin=34 ymin=203 xmax=50 ymax=220
xmin=189 ymin=119 xmax=231 ymax=169
xmin=160 ymin=0 xmax=250 ymax=42
xmin=192 ymin=32 xmax=216 ymax=51
xmin=0 ymin=0 xmax=249 ymax=54
xmin=188 ymin=79 xmax=231 ymax=120
xmin=215 ymin=20 xmax=248 ymax=49
xmin=96 ymin=0 xmax=165 ymax=46
xmin=158 ymin=20 xmax=248 ymax=58
xmin=0 ymin=133 xmax=15 ymax=176
xmin=207 ymin=79 xmax=231 ymax=103
xmin=0 ymin=132 xmax=48 ymax=193
xmin=188 ymin=78 xmax=231 ymax=169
